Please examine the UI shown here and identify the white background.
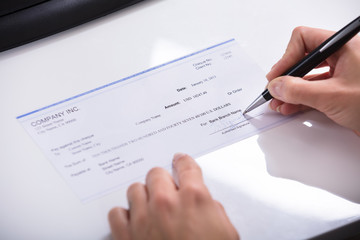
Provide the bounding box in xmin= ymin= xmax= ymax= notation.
xmin=0 ymin=0 xmax=360 ymax=239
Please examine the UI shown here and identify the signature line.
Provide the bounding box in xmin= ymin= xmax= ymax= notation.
xmin=209 ymin=113 xmax=264 ymax=135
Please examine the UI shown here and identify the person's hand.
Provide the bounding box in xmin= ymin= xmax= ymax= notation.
xmin=266 ymin=26 xmax=360 ymax=134
xmin=108 ymin=153 xmax=239 ymax=240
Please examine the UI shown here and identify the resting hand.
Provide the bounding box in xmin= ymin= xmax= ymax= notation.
xmin=108 ymin=153 xmax=239 ymax=240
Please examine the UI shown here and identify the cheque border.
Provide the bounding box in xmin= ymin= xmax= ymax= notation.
xmin=16 ymin=39 xmax=235 ymax=119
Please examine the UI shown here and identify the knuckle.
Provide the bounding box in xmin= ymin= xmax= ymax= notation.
xmin=151 ymin=191 xmax=175 ymax=211
xmin=182 ymin=184 xmax=210 ymax=203
xmin=179 ymin=164 xmax=202 ymax=178
xmin=292 ymin=26 xmax=307 ymax=37
xmin=133 ymin=210 xmax=148 ymax=226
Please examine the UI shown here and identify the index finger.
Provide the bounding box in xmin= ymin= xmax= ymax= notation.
xmin=146 ymin=167 xmax=177 ymax=198
xmin=172 ymin=153 xmax=204 ymax=188
xmin=266 ymin=26 xmax=334 ymax=81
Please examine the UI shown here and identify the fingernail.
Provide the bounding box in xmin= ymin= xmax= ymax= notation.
xmin=268 ymin=78 xmax=283 ymax=98
xmin=276 ymin=105 xmax=281 ymax=113
xmin=173 ymin=153 xmax=186 ymax=164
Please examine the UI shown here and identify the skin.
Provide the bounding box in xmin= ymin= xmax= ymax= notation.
xmin=108 ymin=153 xmax=239 ymax=240
xmin=266 ymin=26 xmax=360 ymax=135
xmin=108 ymin=27 xmax=360 ymax=239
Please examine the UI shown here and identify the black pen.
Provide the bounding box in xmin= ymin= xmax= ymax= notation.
xmin=243 ymin=16 xmax=360 ymax=115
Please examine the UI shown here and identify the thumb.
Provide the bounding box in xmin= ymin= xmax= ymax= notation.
xmin=268 ymin=76 xmax=327 ymax=110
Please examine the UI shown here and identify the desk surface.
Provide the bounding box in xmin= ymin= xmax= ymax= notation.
xmin=1 ymin=0 xmax=360 ymax=239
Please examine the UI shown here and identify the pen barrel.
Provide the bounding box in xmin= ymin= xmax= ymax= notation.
xmin=283 ymin=16 xmax=360 ymax=78
xmin=262 ymin=89 xmax=273 ymax=101
xmin=245 ymin=16 xmax=360 ymax=114
xmin=283 ymin=50 xmax=328 ymax=77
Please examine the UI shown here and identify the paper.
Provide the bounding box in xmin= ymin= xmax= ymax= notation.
xmin=17 ymin=39 xmax=289 ymax=202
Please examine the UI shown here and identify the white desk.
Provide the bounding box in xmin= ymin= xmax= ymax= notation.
xmin=1 ymin=0 xmax=359 ymax=239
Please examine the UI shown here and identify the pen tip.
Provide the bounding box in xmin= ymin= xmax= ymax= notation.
xmin=242 ymin=110 xmax=248 ymax=115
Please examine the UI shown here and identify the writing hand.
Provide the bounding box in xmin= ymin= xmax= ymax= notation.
xmin=266 ymin=26 xmax=360 ymax=134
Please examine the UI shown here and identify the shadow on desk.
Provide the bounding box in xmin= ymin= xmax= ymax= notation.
xmin=309 ymin=219 xmax=360 ymax=240
xmin=256 ymin=110 xmax=360 ymax=204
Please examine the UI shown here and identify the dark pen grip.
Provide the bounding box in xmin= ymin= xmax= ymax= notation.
xmin=283 ymin=16 xmax=360 ymax=77
xmin=256 ymin=16 xmax=360 ymax=112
